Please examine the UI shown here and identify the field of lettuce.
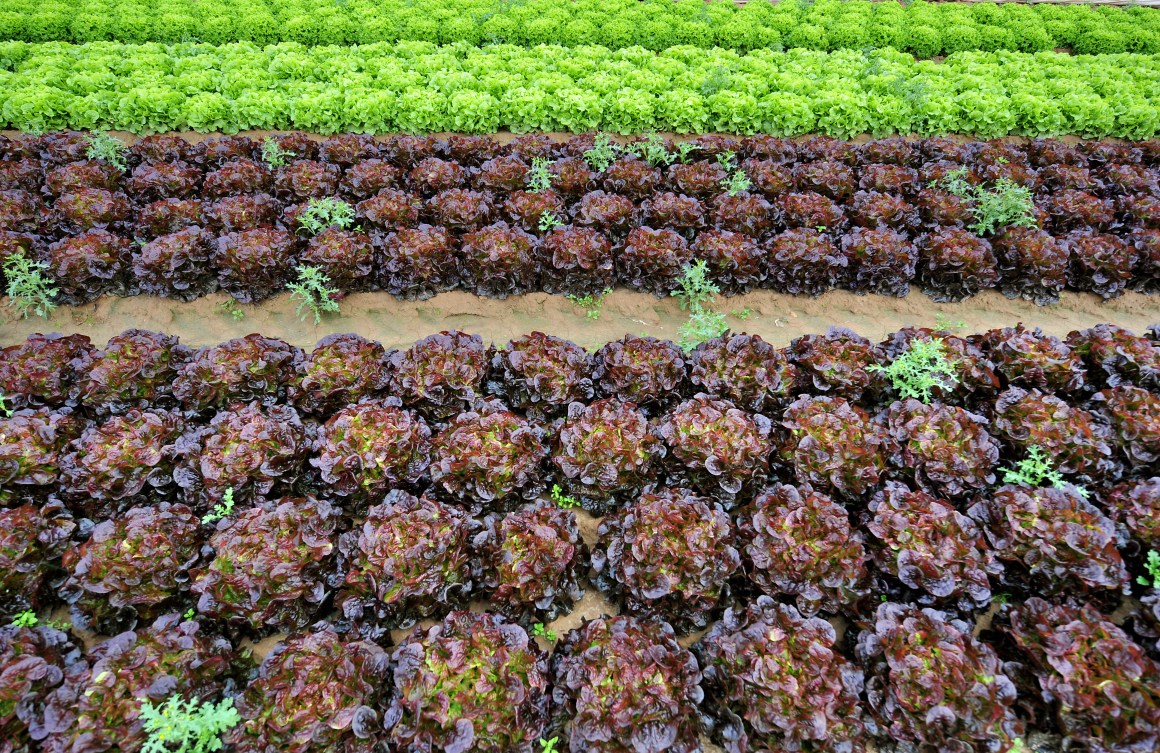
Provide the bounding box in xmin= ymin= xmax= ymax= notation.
xmin=2 ymin=2 xmax=1160 ymax=753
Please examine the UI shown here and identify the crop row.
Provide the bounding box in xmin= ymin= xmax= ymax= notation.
xmin=3 ymin=131 xmax=1159 ymax=307
xmin=1 ymin=0 xmax=1157 ymax=56
xmin=1 ymin=42 xmax=1159 ymax=137
xmin=2 ymin=324 xmax=1159 ymax=753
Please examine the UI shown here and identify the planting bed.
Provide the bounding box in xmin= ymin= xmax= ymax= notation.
xmin=2 ymin=320 xmax=1160 ymax=753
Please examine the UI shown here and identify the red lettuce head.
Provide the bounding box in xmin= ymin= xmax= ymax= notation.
xmin=487 ymin=332 xmax=593 ymax=419
xmin=550 ymin=615 xmax=703 ymax=753
xmin=696 ymin=597 xmax=871 ymax=753
xmin=1066 ymin=324 xmax=1160 ymax=392
xmin=592 ymin=335 xmax=686 ymax=413
xmin=977 ymin=324 xmax=1086 ymax=394
xmin=539 ymin=226 xmax=615 ymax=296
xmin=788 ymin=327 xmax=885 ymax=402
xmin=1102 ymin=477 xmax=1160 ymax=547
xmin=71 ymin=329 xmax=192 ymax=415
xmin=840 ymin=226 xmax=917 ymax=298
xmin=460 ymin=221 xmax=539 ymax=298
xmin=0 ymin=501 xmax=75 ymax=618
xmin=1064 ymin=230 xmax=1137 ymax=300
xmin=133 ymin=228 xmax=216 ymax=301
xmin=191 ymin=496 xmax=337 ymax=633
xmin=692 ymin=229 xmax=764 ymax=293
xmin=47 ymin=230 xmax=131 ymax=304
xmin=288 ymin=333 xmax=391 ymax=417
xmin=212 ymin=228 xmax=298 ymax=303
xmin=301 ymin=228 xmax=375 ymax=292
xmin=618 ymin=227 xmax=693 ymax=296
xmin=778 ymin=395 xmax=887 ymax=499
xmin=687 ymin=333 xmax=798 ymax=415
xmin=380 ymin=224 xmax=460 ymax=298
xmin=388 ymin=611 xmax=549 ymax=753
xmin=173 ymin=335 xmax=303 ymax=414
xmin=992 ymin=227 xmax=1068 ymax=305
xmin=0 ymin=624 xmax=83 ymax=752
xmin=0 ymin=409 xmax=88 ymax=503
xmin=916 ymin=228 xmax=999 ymax=302
xmin=387 ymin=331 xmax=490 ymax=420
xmin=991 ymin=387 xmax=1119 ymax=483
xmin=593 ymin=487 xmax=739 ymax=633
xmin=879 ymin=327 xmax=1000 ymax=407
xmin=766 ymin=228 xmax=847 ymax=297
xmin=0 ymin=333 xmax=94 ymax=411
xmin=230 ymin=628 xmax=391 ymax=753
xmin=883 ymin=399 xmax=999 ymax=500
xmin=1092 ymin=385 xmax=1160 ymax=472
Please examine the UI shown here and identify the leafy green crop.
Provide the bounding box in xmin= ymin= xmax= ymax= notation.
xmin=868 ymin=338 xmax=958 ymax=403
xmin=4 ymin=250 xmax=58 ymax=319
xmin=287 ymin=265 xmax=340 ymax=324
xmin=139 ymin=695 xmax=240 ymax=753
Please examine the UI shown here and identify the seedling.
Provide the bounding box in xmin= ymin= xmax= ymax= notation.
xmin=139 ymin=695 xmax=240 ymax=753
xmin=532 ymin=623 xmax=557 ymax=641
xmin=538 ymin=211 xmax=564 ymax=233
xmin=1000 ymin=445 xmax=1090 ymax=499
xmin=550 ymin=484 xmax=580 ymax=509
xmin=86 ymin=132 xmax=127 ymax=171
xmin=45 ymin=618 xmax=70 ymax=631
xmin=1138 ymin=550 xmax=1160 ymax=589
xmin=678 ymin=309 xmax=728 ymax=351
xmin=260 ymin=136 xmax=294 ymax=169
xmin=721 ymin=169 xmax=751 ymax=197
xmin=287 ymin=265 xmax=341 ymax=324
xmin=183 ymin=608 xmax=196 ymax=620
xmin=217 ymin=299 xmax=244 ymax=321
xmin=296 ymin=197 xmax=356 ymax=235
xmin=731 ymin=308 xmax=752 ymax=320
xmin=934 ymin=313 xmax=967 ymax=331
xmin=10 ymin=610 xmax=37 ymax=627
xmin=4 ymin=250 xmax=58 ymax=319
xmin=0 ymin=390 xmax=12 ymax=418
xmin=942 ymin=169 xmax=1036 ymax=236
xmin=201 ymin=488 xmax=235 ymax=525
xmin=526 ymin=158 xmax=553 ymax=192
xmin=566 ymin=288 xmax=611 ymax=321
xmin=715 ymin=150 xmax=737 ymax=170
xmin=675 ymin=141 xmax=696 ymax=163
xmin=671 ymin=259 xmax=719 ymax=312
xmin=868 ymin=338 xmax=958 ymax=403
xmin=539 ymin=738 xmax=561 ymax=753
xmin=583 ymin=132 xmax=619 ymax=173
xmin=634 ymin=133 xmax=675 ymax=167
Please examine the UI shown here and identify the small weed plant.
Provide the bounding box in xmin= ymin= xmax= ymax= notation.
xmin=539 ymin=738 xmax=560 ymax=753
xmin=139 ymin=695 xmax=240 ymax=753
xmin=941 ymin=169 xmax=1036 ymax=236
xmin=287 ymin=265 xmax=341 ymax=324
xmin=10 ymin=610 xmax=37 ymax=627
xmin=583 ymin=133 xmax=619 ymax=173
xmin=4 ymin=250 xmax=58 ymax=319
xmin=632 ymin=133 xmax=675 ymax=167
xmin=537 ymin=211 xmax=564 ymax=233
xmin=1138 ymin=550 xmax=1160 ymax=589
xmin=721 ymin=169 xmax=751 ymax=197
xmin=296 ymin=197 xmax=356 ymax=235
xmin=550 ymin=483 xmax=581 ymax=509
xmin=260 ymin=137 xmax=294 ymax=169
xmin=184 ymin=608 xmax=196 ymax=620
xmin=672 ymin=260 xmax=728 ymax=351
xmin=566 ymin=288 xmax=611 ymax=321
xmin=1000 ymin=445 xmax=1090 ymax=499
xmin=526 ymin=158 xmax=553 ymax=192
xmin=934 ymin=313 xmax=967 ymax=331
xmin=532 ymin=623 xmax=557 ymax=641
xmin=201 ymin=488 xmax=235 ymax=525
xmin=0 ymin=390 xmax=12 ymax=418
xmin=217 ymin=299 xmax=244 ymax=321
xmin=731 ymin=307 xmax=752 ymax=320
xmin=715 ymin=150 xmax=737 ymax=170
xmin=86 ymin=132 xmax=127 ymax=171
xmin=868 ymin=338 xmax=958 ymax=402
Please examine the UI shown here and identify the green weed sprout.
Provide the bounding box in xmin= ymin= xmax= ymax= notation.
xmin=526 ymin=158 xmax=553 ymax=192
xmin=532 ymin=623 xmax=557 ymax=641
xmin=538 ymin=211 xmax=564 ymax=233
xmin=139 ymin=695 xmax=240 ymax=753
xmin=0 ymin=390 xmax=12 ymax=418
xmin=540 ymin=738 xmax=561 ymax=753
xmin=634 ymin=133 xmax=676 ymax=167
xmin=1138 ymin=550 xmax=1160 ymax=589
xmin=550 ymin=483 xmax=580 ymax=509
xmin=721 ymin=169 xmax=751 ymax=197
xmin=86 ymin=132 xmax=127 ymax=171
xmin=566 ymin=288 xmax=611 ymax=321
xmin=731 ymin=308 xmax=753 ymax=321
xmin=678 ymin=309 xmax=728 ymax=351
xmin=868 ymin=338 xmax=958 ymax=403
xmin=1000 ymin=445 xmax=1090 ymax=499
xmin=715 ymin=150 xmax=737 ymax=170
xmin=201 ymin=488 xmax=235 ymax=525
xmin=583 ymin=133 xmax=619 ymax=173
xmin=942 ymin=169 xmax=1036 ymax=236
xmin=296 ymin=197 xmax=356 ymax=235
xmin=260 ymin=137 xmax=294 ymax=169
xmin=4 ymin=250 xmax=58 ymax=319
xmin=183 ymin=608 xmax=196 ymax=621
xmin=10 ymin=610 xmax=37 ymax=627
xmin=672 ymin=261 xmax=727 ymax=351
xmin=217 ymin=299 xmax=244 ymax=322
xmin=287 ymin=265 xmax=341 ymax=324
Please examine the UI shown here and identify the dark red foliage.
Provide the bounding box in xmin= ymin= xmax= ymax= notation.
xmin=856 ymin=604 xmax=1023 ymax=752
xmin=793 ymin=161 xmax=855 ymax=201
xmin=427 ymin=188 xmax=495 ymax=232
xmin=539 ymin=226 xmax=615 ymax=295
xmin=504 ymin=189 xmax=564 ymax=233
xmin=340 ymin=158 xmax=401 ymax=199
xmin=132 ymin=134 xmax=197 ymax=164
xmin=736 ymin=482 xmax=868 ymax=615
xmin=1103 ymin=477 xmax=1160 ymax=546
xmin=192 ymin=496 xmax=337 ymax=632
xmin=300 ymin=228 xmax=375 ymax=291
xmin=696 ymin=597 xmax=871 ymax=753
xmin=288 ymin=332 xmax=391 ymax=417
xmin=915 ymin=187 xmax=973 ymax=228
xmin=551 ymin=398 xmax=665 ymax=514
xmin=0 ymin=624 xmax=83 ymax=751
xmin=1043 ymin=189 xmax=1115 ymax=231
xmin=230 ymin=628 xmax=391 ymax=753
xmin=387 ymin=330 xmax=490 ymax=419
xmin=743 ymin=136 xmax=798 ymax=163
xmin=45 ymin=162 xmax=119 ymax=196
xmin=777 ymin=191 xmax=846 ymax=231
xmin=480 ymin=501 xmax=586 ymax=622
xmin=201 ymin=158 xmax=271 ymax=197
xmin=858 ymin=163 xmax=919 ymax=194
xmin=687 ymin=333 xmax=797 ymax=414
xmin=212 ymin=227 xmax=297 ymax=303
xmin=777 ymin=395 xmax=887 ymax=499
xmin=548 ymin=157 xmax=596 ymax=197
xmin=788 ymin=327 xmax=884 ymax=402
xmin=0 ymin=333 xmax=93 ymax=411
xmin=917 ymin=228 xmax=999 ymax=302
xmin=879 ymin=327 xmax=1000 ymax=406
xmin=741 ymin=159 xmax=793 ymax=200
xmin=133 ymin=227 xmax=216 ymax=300
xmin=1008 ymin=598 xmax=1160 ymax=752
xmin=1103 ymin=163 xmax=1158 ymax=195
xmin=380 ymin=224 xmax=459 ymax=298
xmin=124 ymin=161 xmax=200 ymax=202
xmin=196 ymin=135 xmax=257 ymax=166
xmin=443 ymin=135 xmax=501 ymax=166
xmin=618 ymin=226 xmax=692 ymax=296
xmin=1038 ymin=163 xmax=1096 ymax=191
xmin=475 ymin=154 xmax=530 ymax=193
xmin=53 ymin=188 xmax=131 ymax=232
xmin=572 ymin=190 xmax=636 ymax=236
xmin=602 ymin=157 xmax=662 ymax=199
xmin=318 ymin=133 xmax=378 ymax=166
xmin=840 ymin=226 xmax=917 ymax=297
xmin=848 ymin=190 xmax=919 ymax=232
xmin=47 ymin=229 xmax=131 ymax=304
xmin=1066 ymin=323 xmax=1160 ymax=391
xmin=356 ymin=188 xmax=421 ymax=229
xmin=991 ymin=226 xmax=1068 ymax=305
xmin=710 ymin=194 xmax=774 ymax=237
xmin=883 ymin=399 xmax=999 ymax=500
xmin=507 ymin=134 xmax=557 ymax=162
xmin=71 ymin=329 xmax=190 ymax=415
xmin=460 ymin=221 xmax=538 ymax=298
xmin=0 ymin=189 xmax=43 ymax=233
xmin=273 ymin=159 xmax=340 ymax=201
xmin=657 ymin=395 xmax=770 ymax=503
xmin=1093 ymin=385 xmax=1160 ymax=472
xmin=1064 ymin=229 xmax=1137 ymax=299
xmin=337 ymin=491 xmax=480 ymax=633
xmin=389 ymin=611 xmax=549 ymax=753
xmin=667 ymin=161 xmax=727 ymax=199
xmin=690 ymin=229 xmax=763 ymax=293
xmin=408 ymin=157 xmax=466 ymax=196
xmin=991 ymin=387 xmax=1119 ymax=483
xmin=641 ymin=192 xmax=705 ymax=233
xmin=0 ymin=409 xmax=87 ymax=501
xmin=976 ymin=324 xmax=1086 ymax=394
xmin=61 ymin=502 xmax=203 ymax=628
xmin=0 ymin=501 xmax=75 ymax=617
xmin=173 ymin=334 xmax=302 ymax=413
xmin=487 ymin=332 xmax=593 ymax=418
xmin=135 ymin=198 xmax=203 ymax=238
xmin=766 ymin=228 xmax=847 ymax=296
xmin=550 ymin=615 xmax=703 ymax=753
xmin=592 ymin=335 xmax=685 ymax=411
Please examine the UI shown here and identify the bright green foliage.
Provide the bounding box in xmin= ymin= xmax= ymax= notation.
xmin=584 ymin=133 xmax=619 ymax=172
xmin=1137 ymin=550 xmax=1160 ymax=589
xmin=550 ymin=483 xmax=580 ymax=509
xmin=1000 ymin=445 xmax=1091 ymax=499
xmin=868 ymin=338 xmax=958 ymax=403
xmin=86 ymin=131 xmax=126 ymax=170
xmin=217 ymin=299 xmax=244 ymax=321
xmin=0 ymin=43 xmax=1157 ymax=137
xmin=673 ymin=261 xmax=727 ymax=351
xmin=183 ymin=608 xmax=195 ymax=620
xmin=260 ymin=136 xmax=293 ymax=168
xmin=200 ymin=488 xmax=235 ymax=525
xmin=716 ymin=150 xmax=737 ymax=171
xmin=540 ymin=736 xmax=561 ymax=753
xmin=721 ymin=169 xmax=751 ymax=197
xmin=679 ymin=310 xmax=728 ymax=352
xmin=566 ymin=288 xmax=610 ymax=321
xmin=526 ymin=157 xmax=553 ymax=193
xmin=537 ymin=211 xmax=563 ymax=233
xmin=139 ymin=695 xmax=240 ymax=753
xmin=0 ymin=390 xmax=12 ymax=418
xmin=10 ymin=610 xmax=37 ymax=627
xmin=532 ymin=623 xmax=556 ymax=641
xmin=296 ymin=197 xmax=356 ymax=235
xmin=731 ymin=308 xmax=752 ymax=321
xmin=632 ymin=133 xmax=676 ymax=167
xmin=4 ymin=250 xmax=58 ymax=319
xmin=942 ymin=169 xmax=1037 ymax=236
xmin=287 ymin=265 xmax=340 ymax=324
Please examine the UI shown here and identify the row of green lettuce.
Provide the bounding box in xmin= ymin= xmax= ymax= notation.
xmin=0 ymin=0 xmax=1158 ymax=56
xmin=2 ymin=42 xmax=1158 ymax=139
